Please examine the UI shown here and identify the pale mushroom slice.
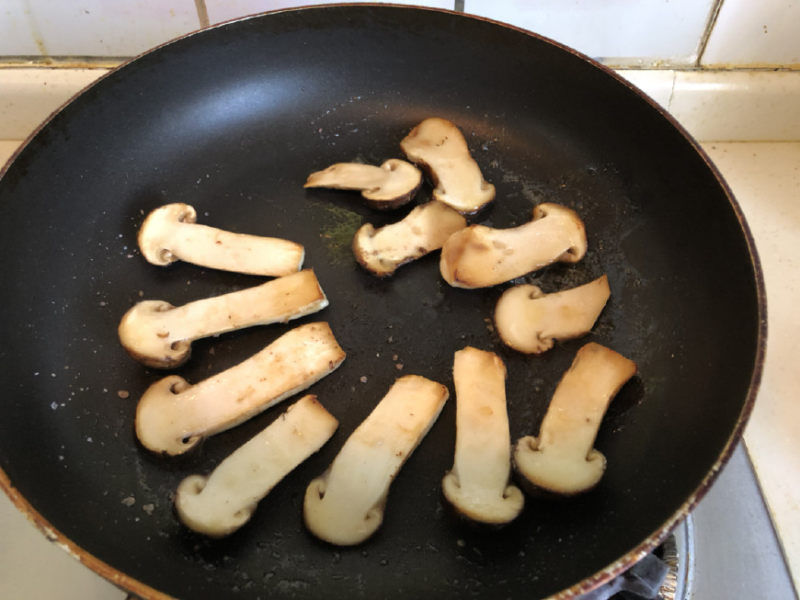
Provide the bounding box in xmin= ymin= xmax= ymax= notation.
xmin=495 ymin=275 xmax=611 ymax=354
xmin=440 ymin=203 xmax=587 ymax=289
xmin=118 ymin=268 xmax=328 ymax=368
xmin=138 ymin=203 xmax=304 ymax=276
xmin=304 ymin=159 xmax=422 ymax=210
xmin=442 ymin=347 xmax=524 ymax=525
xmin=352 ymin=200 xmax=467 ymax=277
xmin=513 ymin=343 xmax=637 ymax=496
xmin=175 ymin=395 xmax=338 ymax=537
xmin=400 ymin=117 xmax=495 ymax=214
xmin=303 ymin=375 xmax=449 ymax=546
xmin=135 ymin=322 xmax=346 ymax=456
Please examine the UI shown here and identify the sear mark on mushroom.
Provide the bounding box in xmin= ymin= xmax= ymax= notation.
xmin=442 ymin=347 xmax=524 ymax=526
xmin=135 ymin=322 xmax=346 ymax=456
xmin=439 ymin=202 xmax=587 ymax=289
xmin=304 ymin=159 xmax=422 ymax=210
xmin=400 ymin=117 xmax=495 ymax=215
xmin=118 ymin=269 xmax=328 ymax=368
xmin=303 ymin=374 xmax=449 ymax=546
xmin=352 ymin=200 xmax=467 ymax=277
xmin=175 ymin=394 xmax=338 ymax=537
xmin=138 ymin=203 xmax=304 ymax=276
xmin=513 ymin=343 xmax=637 ymax=496
xmin=494 ymin=275 xmax=611 ymax=354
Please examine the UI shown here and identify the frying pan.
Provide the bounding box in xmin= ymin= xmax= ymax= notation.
xmin=0 ymin=5 xmax=765 ymax=599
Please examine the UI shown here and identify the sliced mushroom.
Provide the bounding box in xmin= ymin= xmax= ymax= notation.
xmin=138 ymin=203 xmax=303 ymax=276
xmin=352 ymin=200 xmax=467 ymax=277
xmin=118 ymin=268 xmax=328 ymax=368
xmin=175 ymin=394 xmax=338 ymax=537
xmin=495 ymin=275 xmax=611 ymax=354
xmin=400 ymin=117 xmax=495 ymax=215
xmin=440 ymin=203 xmax=587 ymax=289
xmin=442 ymin=347 xmax=524 ymax=525
xmin=303 ymin=374 xmax=449 ymax=546
xmin=135 ymin=322 xmax=346 ymax=456
xmin=304 ymin=159 xmax=422 ymax=210
xmin=513 ymin=343 xmax=637 ymax=496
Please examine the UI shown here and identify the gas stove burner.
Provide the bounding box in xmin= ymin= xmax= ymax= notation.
xmin=578 ymin=515 xmax=695 ymax=600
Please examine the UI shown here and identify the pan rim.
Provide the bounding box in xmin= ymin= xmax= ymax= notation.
xmin=0 ymin=4 xmax=768 ymax=599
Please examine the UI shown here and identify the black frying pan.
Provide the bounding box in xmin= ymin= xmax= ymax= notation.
xmin=0 ymin=5 xmax=765 ymax=599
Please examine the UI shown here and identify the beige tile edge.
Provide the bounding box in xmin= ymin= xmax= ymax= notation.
xmin=1 ymin=67 xmax=799 ymax=142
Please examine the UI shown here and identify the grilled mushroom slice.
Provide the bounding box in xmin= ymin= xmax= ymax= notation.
xmin=135 ymin=322 xmax=346 ymax=456
xmin=138 ymin=203 xmax=304 ymax=276
xmin=442 ymin=347 xmax=524 ymax=525
xmin=304 ymin=159 xmax=422 ymax=210
xmin=175 ymin=395 xmax=338 ymax=537
xmin=118 ymin=269 xmax=328 ymax=368
xmin=352 ymin=200 xmax=467 ymax=277
xmin=400 ymin=117 xmax=495 ymax=215
xmin=495 ymin=275 xmax=611 ymax=354
xmin=440 ymin=203 xmax=587 ymax=288
xmin=513 ymin=343 xmax=637 ymax=496
xmin=303 ymin=375 xmax=449 ymax=546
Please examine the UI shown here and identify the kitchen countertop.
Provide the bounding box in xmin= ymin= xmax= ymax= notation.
xmin=1 ymin=67 xmax=798 ymax=599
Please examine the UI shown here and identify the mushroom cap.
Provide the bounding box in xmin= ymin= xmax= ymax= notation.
xmin=532 ymin=203 xmax=587 ymax=263
xmin=514 ymin=437 xmax=607 ymax=496
xmin=118 ymin=300 xmax=192 ymax=368
xmin=304 ymin=159 xmax=422 ymax=210
xmin=137 ymin=203 xmax=197 ymax=266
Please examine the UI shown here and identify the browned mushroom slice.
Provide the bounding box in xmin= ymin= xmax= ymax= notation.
xmin=304 ymin=159 xmax=422 ymax=210
xmin=400 ymin=117 xmax=495 ymax=215
xmin=135 ymin=322 xmax=346 ymax=456
xmin=352 ymin=200 xmax=467 ymax=277
xmin=138 ymin=203 xmax=304 ymax=276
xmin=303 ymin=375 xmax=449 ymax=546
xmin=118 ymin=269 xmax=329 ymax=369
xmin=494 ymin=275 xmax=611 ymax=354
xmin=513 ymin=343 xmax=637 ymax=496
xmin=175 ymin=395 xmax=338 ymax=537
xmin=442 ymin=347 xmax=524 ymax=525
xmin=440 ymin=203 xmax=587 ymax=289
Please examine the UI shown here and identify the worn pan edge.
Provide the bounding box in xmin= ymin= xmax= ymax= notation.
xmin=0 ymin=4 xmax=768 ymax=599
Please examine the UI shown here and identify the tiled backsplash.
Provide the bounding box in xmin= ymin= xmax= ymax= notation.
xmin=1 ymin=0 xmax=798 ymax=68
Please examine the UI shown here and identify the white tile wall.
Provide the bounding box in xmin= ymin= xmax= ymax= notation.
xmin=0 ymin=0 xmax=43 ymax=56
xmin=205 ymin=0 xmax=455 ymax=26
xmin=1 ymin=0 xmax=201 ymax=58
xmin=463 ymin=0 xmax=717 ymax=67
xmin=702 ymin=0 xmax=800 ymax=67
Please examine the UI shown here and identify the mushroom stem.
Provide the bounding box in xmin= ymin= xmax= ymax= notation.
xmin=138 ymin=203 xmax=304 ymax=276
xmin=135 ymin=322 xmax=346 ymax=456
xmin=175 ymin=395 xmax=338 ymax=537
xmin=440 ymin=203 xmax=587 ymax=288
xmin=513 ymin=343 xmax=637 ymax=496
xmin=442 ymin=347 xmax=524 ymax=525
xmin=118 ymin=269 xmax=328 ymax=368
xmin=303 ymin=375 xmax=449 ymax=546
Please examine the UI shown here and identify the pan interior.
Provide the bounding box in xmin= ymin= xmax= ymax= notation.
xmin=0 ymin=6 xmax=760 ymax=599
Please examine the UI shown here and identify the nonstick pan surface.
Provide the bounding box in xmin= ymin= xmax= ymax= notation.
xmin=0 ymin=6 xmax=765 ymax=599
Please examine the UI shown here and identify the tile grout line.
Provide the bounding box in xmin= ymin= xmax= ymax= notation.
xmin=695 ymin=0 xmax=725 ymax=67
xmin=194 ymin=0 xmax=210 ymax=28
